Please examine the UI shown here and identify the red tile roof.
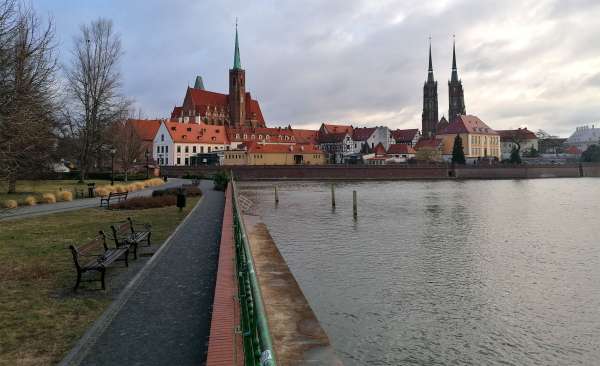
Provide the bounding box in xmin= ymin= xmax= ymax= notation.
xmin=565 ymin=146 xmax=582 ymax=155
xmin=496 ymin=128 xmax=538 ymax=141
xmin=318 ymin=132 xmax=348 ymax=143
xmin=321 ymin=123 xmax=353 ymax=135
xmin=439 ymin=115 xmax=498 ymax=136
xmin=387 ymin=144 xmax=416 ymax=155
xmin=172 ymin=88 xmax=266 ymax=126
xmin=246 ymin=143 xmax=322 ymax=154
xmin=227 ymin=126 xmax=296 ymax=144
xmin=373 ymin=142 xmax=387 ymax=156
xmin=415 ymin=138 xmax=443 ymax=150
xmin=127 ymin=119 xmax=162 ymax=142
xmin=391 ymin=129 xmax=419 ymax=142
xmin=293 ymin=129 xmax=319 ymax=144
xmin=164 ymin=121 xmax=229 ymax=144
xmin=352 ymin=127 xmax=376 ymax=141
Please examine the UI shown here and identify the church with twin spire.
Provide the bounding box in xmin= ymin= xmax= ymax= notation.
xmin=422 ymin=39 xmax=466 ymax=138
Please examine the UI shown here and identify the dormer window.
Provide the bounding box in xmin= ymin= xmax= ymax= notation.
xmin=187 ymin=127 xmax=192 ymax=132
xmin=236 ymin=134 xmax=240 ymax=139
xmin=259 ymin=135 xmax=263 ymax=140
xmin=182 ymin=135 xmax=186 ymax=139
xmin=171 ymin=127 xmax=176 ymax=131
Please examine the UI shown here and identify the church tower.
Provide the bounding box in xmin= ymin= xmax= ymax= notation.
xmin=422 ymin=40 xmax=438 ymax=138
xmin=448 ymin=38 xmax=466 ymax=123
xmin=229 ymin=23 xmax=246 ymax=127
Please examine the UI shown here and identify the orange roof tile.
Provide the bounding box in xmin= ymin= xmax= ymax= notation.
xmin=387 ymin=144 xmax=416 ymax=155
xmin=164 ymin=121 xmax=229 ymax=144
xmin=127 ymin=119 xmax=162 ymax=142
xmin=439 ymin=115 xmax=497 ymax=135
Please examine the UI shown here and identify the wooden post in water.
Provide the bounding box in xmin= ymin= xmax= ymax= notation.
xmin=274 ymin=185 xmax=279 ymax=204
xmin=331 ymin=184 xmax=336 ymax=208
xmin=353 ymin=190 xmax=357 ymax=219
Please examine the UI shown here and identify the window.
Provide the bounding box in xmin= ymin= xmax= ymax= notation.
xmin=185 ymin=157 xmax=189 ymax=165
xmin=185 ymin=146 xmax=189 ymax=153
xmin=177 ymin=157 xmax=181 ymax=165
xmin=157 ymin=146 xmax=160 ymax=153
xmin=161 ymin=134 xmax=164 ymax=142
xmin=208 ymin=146 xmax=211 ymax=152
xmin=165 ymin=157 xmax=168 ymax=164
xmin=177 ymin=146 xmax=181 ymax=153
xmin=165 ymin=146 xmax=168 ymax=153
xmin=200 ymin=146 xmax=204 ymax=153
xmin=193 ymin=146 xmax=197 ymax=153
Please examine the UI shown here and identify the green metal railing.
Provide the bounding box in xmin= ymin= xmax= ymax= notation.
xmin=232 ymin=180 xmax=277 ymax=366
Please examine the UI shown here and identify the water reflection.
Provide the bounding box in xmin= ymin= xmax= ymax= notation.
xmin=240 ymin=179 xmax=600 ymax=365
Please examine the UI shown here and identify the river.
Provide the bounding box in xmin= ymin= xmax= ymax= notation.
xmin=239 ymin=178 xmax=600 ymax=365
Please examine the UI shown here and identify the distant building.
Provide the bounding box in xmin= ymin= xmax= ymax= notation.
xmin=223 ymin=143 xmax=325 ymax=165
xmin=153 ymin=121 xmax=229 ymax=166
xmin=448 ymin=40 xmax=466 ymax=124
xmin=391 ymin=129 xmax=420 ymax=146
xmin=317 ymin=123 xmax=354 ymax=163
xmin=227 ymin=126 xmax=297 ymax=149
xmin=566 ymin=125 xmax=600 ymax=151
xmin=127 ymin=119 xmax=162 ymax=154
xmin=497 ymin=128 xmax=538 ymax=159
xmin=170 ymin=25 xmax=266 ymax=128
xmin=436 ymin=115 xmax=501 ymax=162
xmin=352 ymin=126 xmax=393 ymax=152
xmin=414 ymin=138 xmax=444 ymax=162
xmin=386 ymin=144 xmax=416 ymax=163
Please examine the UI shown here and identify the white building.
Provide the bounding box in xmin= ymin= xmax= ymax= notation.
xmin=566 ymin=125 xmax=600 ymax=151
xmin=153 ymin=121 xmax=230 ymax=166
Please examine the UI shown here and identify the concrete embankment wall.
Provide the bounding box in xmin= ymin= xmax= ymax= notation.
xmin=243 ymin=214 xmax=341 ymax=365
xmin=163 ymin=163 xmax=600 ymax=180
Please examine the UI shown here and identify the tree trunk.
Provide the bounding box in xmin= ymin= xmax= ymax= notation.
xmin=8 ymin=177 xmax=16 ymax=194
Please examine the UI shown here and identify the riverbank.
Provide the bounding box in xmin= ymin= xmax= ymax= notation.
xmin=163 ymin=163 xmax=600 ymax=181
xmin=0 ymin=197 xmax=200 ymax=365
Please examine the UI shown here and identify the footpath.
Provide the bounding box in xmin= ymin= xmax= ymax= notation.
xmin=60 ymin=180 xmax=225 ymax=366
xmin=0 ymin=178 xmax=188 ymax=221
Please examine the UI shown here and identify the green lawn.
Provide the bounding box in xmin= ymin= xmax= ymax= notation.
xmin=0 ymin=197 xmax=200 ymax=366
xmin=0 ymin=180 xmax=142 ymax=206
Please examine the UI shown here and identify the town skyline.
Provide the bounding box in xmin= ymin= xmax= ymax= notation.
xmin=36 ymin=0 xmax=600 ymax=137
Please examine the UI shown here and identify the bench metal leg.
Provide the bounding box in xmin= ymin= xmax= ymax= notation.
xmin=74 ymin=271 xmax=82 ymax=291
xmin=147 ymin=233 xmax=151 ymax=247
xmin=100 ymin=268 xmax=106 ymax=290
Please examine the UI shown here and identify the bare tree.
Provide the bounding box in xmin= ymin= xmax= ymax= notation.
xmin=0 ymin=2 xmax=59 ymax=193
xmin=110 ymin=119 xmax=144 ymax=181
xmin=64 ymin=18 xmax=130 ymax=182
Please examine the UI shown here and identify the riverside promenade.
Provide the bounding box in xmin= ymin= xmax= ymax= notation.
xmin=60 ymin=180 xmax=224 ymax=366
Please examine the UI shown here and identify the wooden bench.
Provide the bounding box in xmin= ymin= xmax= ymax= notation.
xmin=99 ymin=191 xmax=128 ymax=208
xmin=68 ymin=231 xmax=130 ymax=291
xmin=110 ymin=217 xmax=152 ymax=260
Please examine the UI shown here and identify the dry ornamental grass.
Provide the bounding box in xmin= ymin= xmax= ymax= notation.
xmin=41 ymin=193 xmax=56 ymax=204
xmin=3 ymin=199 xmax=18 ymax=209
xmin=24 ymin=196 xmax=37 ymax=206
xmin=56 ymin=191 xmax=73 ymax=202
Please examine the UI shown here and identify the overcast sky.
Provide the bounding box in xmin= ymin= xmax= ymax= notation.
xmin=36 ymin=0 xmax=600 ymax=137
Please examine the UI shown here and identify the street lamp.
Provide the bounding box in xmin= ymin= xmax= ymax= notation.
xmin=145 ymin=149 xmax=150 ymax=179
xmin=110 ymin=148 xmax=116 ymax=185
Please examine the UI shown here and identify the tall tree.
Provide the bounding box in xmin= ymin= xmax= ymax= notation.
xmin=581 ymin=144 xmax=600 ymax=162
xmin=0 ymin=2 xmax=59 ymax=193
xmin=64 ymin=18 xmax=130 ymax=182
xmin=509 ymin=146 xmax=522 ymax=164
xmin=451 ymin=134 xmax=466 ymax=164
xmin=110 ymin=118 xmax=144 ymax=181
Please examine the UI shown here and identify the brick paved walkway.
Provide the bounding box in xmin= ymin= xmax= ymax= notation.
xmin=63 ymin=180 xmax=224 ymax=366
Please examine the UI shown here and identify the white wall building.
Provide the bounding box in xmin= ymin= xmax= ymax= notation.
xmin=566 ymin=125 xmax=600 ymax=151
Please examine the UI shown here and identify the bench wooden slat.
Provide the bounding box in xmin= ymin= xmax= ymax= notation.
xmin=69 ymin=231 xmax=130 ymax=291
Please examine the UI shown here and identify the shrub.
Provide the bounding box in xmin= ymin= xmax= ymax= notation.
xmin=56 ymin=191 xmax=73 ymax=202
xmin=127 ymin=183 xmax=139 ymax=192
xmin=115 ymin=184 xmax=128 ymax=193
xmin=95 ymin=187 xmax=109 ymax=197
xmin=213 ymin=171 xmax=229 ymax=191
xmin=41 ymin=193 xmax=56 ymax=204
xmin=145 ymin=178 xmax=164 ymax=187
xmin=3 ymin=200 xmax=18 ymax=209
xmin=111 ymin=195 xmax=176 ymax=210
xmin=152 ymin=186 xmax=202 ymax=197
xmin=24 ymin=196 xmax=37 ymax=206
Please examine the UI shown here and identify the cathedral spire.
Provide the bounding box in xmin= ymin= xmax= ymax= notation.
xmin=451 ymin=35 xmax=458 ymax=82
xmin=233 ymin=20 xmax=242 ymax=70
xmin=428 ymin=37 xmax=434 ymax=82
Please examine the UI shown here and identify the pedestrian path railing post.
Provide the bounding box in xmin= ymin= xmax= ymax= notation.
xmin=231 ymin=179 xmax=277 ymax=366
xmin=353 ymin=190 xmax=357 ymax=219
xmin=331 ymin=184 xmax=335 ymax=208
xmin=274 ymin=185 xmax=279 ymax=204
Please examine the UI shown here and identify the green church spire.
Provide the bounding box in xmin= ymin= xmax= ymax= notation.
xmin=233 ymin=21 xmax=242 ymax=70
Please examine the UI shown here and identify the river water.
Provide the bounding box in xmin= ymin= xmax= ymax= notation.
xmin=239 ymin=179 xmax=600 ymax=366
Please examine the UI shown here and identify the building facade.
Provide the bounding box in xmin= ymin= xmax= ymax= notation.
xmin=566 ymin=125 xmax=600 ymax=151
xmin=497 ymin=128 xmax=539 ymax=159
xmin=223 ymin=143 xmax=325 ymax=165
xmin=437 ymin=115 xmax=501 ymax=162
